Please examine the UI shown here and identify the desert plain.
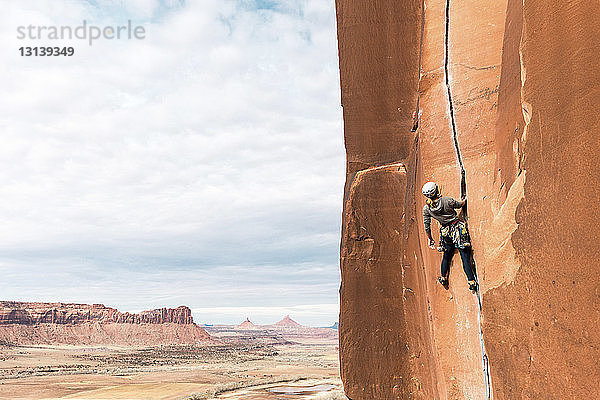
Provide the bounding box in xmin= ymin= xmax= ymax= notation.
xmin=0 ymin=303 xmax=342 ymax=400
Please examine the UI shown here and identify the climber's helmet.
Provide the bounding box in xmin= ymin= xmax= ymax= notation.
xmin=422 ymin=182 xmax=439 ymax=198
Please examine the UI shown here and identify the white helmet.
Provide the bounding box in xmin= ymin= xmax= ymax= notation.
xmin=422 ymin=182 xmax=439 ymax=198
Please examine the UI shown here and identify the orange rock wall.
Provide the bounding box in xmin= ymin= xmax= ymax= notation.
xmin=336 ymin=0 xmax=600 ymax=398
xmin=340 ymin=162 xmax=440 ymax=399
xmin=484 ymin=0 xmax=600 ymax=398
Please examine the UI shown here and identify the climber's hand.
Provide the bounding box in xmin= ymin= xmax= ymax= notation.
xmin=428 ymin=239 xmax=436 ymax=249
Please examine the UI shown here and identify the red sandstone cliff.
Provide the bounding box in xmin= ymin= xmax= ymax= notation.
xmin=0 ymin=302 xmax=212 ymax=346
xmin=336 ymin=0 xmax=600 ymax=399
xmin=0 ymin=302 xmax=194 ymax=325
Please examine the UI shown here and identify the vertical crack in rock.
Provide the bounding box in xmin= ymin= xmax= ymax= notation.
xmin=412 ymin=0 xmax=426 ymax=131
xmin=444 ymin=0 xmax=463 ymax=173
xmin=444 ymin=0 xmax=492 ymax=398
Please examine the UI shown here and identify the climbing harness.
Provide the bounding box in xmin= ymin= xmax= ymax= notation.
xmin=439 ymin=219 xmax=471 ymax=251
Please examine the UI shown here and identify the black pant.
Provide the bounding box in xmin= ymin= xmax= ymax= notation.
xmin=441 ymin=245 xmax=475 ymax=281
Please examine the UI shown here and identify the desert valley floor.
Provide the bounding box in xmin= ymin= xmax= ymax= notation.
xmin=0 ymin=322 xmax=342 ymax=400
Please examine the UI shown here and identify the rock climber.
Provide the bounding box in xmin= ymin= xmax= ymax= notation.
xmin=421 ymin=181 xmax=477 ymax=291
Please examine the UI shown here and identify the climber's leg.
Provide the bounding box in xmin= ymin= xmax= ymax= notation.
xmin=458 ymin=247 xmax=477 ymax=290
xmin=440 ymin=247 xmax=454 ymax=279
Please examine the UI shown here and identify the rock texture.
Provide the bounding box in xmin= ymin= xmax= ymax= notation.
xmin=0 ymin=302 xmax=212 ymax=346
xmin=335 ymin=0 xmax=600 ymax=399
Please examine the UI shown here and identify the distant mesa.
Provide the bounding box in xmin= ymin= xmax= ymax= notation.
xmin=267 ymin=315 xmax=337 ymax=342
xmin=0 ymin=301 xmax=195 ymax=325
xmin=274 ymin=315 xmax=302 ymax=327
xmin=236 ymin=317 xmax=258 ymax=330
xmin=329 ymin=322 xmax=339 ymax=330
xmin=0 ymin=301 xmax=214 ymax=346
xmin=205 ymin=315 xmax=338 ymax=345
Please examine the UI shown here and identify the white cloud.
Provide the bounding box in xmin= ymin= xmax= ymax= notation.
xmin=0 ymin=0 xmax=343 ymax=326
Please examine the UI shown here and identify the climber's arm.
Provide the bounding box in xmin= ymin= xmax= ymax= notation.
xmin=426 ymin=231 xmax=435 ymax=249
xmin=450 ymin=195 xmax=467 ymax=208
xmin=423 ymin=207 xmax=435 ymax=249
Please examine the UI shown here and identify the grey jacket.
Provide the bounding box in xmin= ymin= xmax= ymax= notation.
xmin=423 ymin=196 xmax=464 ymax=234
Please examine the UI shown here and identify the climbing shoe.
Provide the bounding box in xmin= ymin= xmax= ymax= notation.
xmin=438 ymin=276 xmax=449 ymax=289
xmin=468 ymin=280 xmax=478 ymax=291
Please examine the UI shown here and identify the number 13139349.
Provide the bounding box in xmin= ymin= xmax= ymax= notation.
xmin=19 ymin=47 xmax=75 ymax=56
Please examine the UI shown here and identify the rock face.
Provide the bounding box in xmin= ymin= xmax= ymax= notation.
xmin=0 ymin=302 xmax=212 ymax=346
xmin=335 ymin=0 xmax=600 ymax=399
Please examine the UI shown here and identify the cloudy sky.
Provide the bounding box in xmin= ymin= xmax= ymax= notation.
xmin=0 ymin=0 xmax=344 ymax=326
